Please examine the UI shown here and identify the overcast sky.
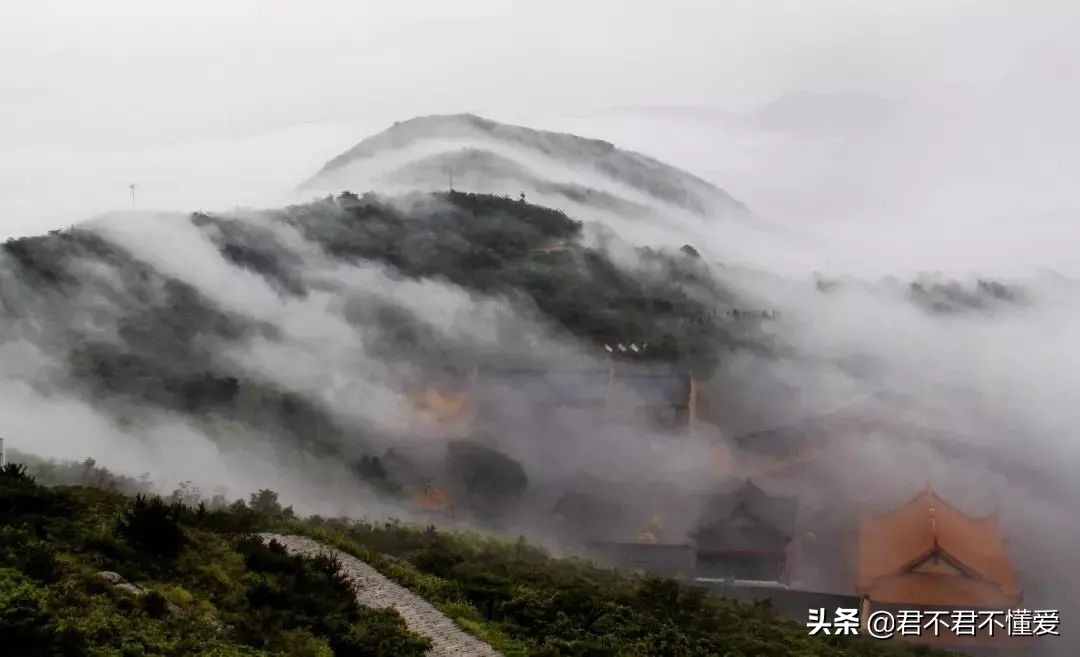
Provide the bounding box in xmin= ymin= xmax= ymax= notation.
xmin=6 ymin=4 xmax=1080 ymax=625
xmin=4 ymin=0 xmax=1076 ymax=145
xmin=2 ymin=0 xmax=1079 ymax=274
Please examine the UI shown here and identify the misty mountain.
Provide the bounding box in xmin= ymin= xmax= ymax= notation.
xmin=0 ymin=190 xmax=769 ymax=511
xmin=368 ymin=147 xmax=658 ymax=219
xmin=302 ymin=113 xmax=751 ymax=221
xmin=813 ymin=272 xmax=1030 ymax=315
xmin=3 ymin=116 xmax=1074 ymax=643
xmin=0 ymin=111 xmax=805 ymax=537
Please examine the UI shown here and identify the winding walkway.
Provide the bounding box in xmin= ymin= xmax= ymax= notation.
xmin=259 ymin=533 xmax=503 ymax=657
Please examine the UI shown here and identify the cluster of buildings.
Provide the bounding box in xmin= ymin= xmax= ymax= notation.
xmin=574 ymin=478 xmax=1032 ymax=653
xmin=399 ymin=355 xmax=1038 ymax=654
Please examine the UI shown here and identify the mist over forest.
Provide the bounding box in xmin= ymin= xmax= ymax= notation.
xmin=3 ymin=3 xmax=1079 ymax=655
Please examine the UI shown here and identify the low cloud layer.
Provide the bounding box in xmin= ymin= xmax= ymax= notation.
xmin=2 ymin=4 xmax=1079 ymax=652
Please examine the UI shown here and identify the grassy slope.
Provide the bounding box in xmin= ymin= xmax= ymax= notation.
xmin=282 ymin=519 xmax=955 ymax=657
xmin=1 ymin=464 xmax=952 ymax=657
xmin=0 ymin=465 xmax=429 ymax=657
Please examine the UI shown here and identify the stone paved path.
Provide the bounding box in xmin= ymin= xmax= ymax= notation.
xmin=259 ymin=533 xmax=503 ymax=657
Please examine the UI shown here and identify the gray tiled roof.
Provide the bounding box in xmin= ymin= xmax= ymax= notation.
xmin=693 ymin=480 xmax=797 ymax=550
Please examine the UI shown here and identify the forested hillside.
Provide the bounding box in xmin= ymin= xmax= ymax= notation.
xmin=0 ymin=461 xmax=952 ymax=657
xmin=0 ymin=191 xmax=767 ymax=512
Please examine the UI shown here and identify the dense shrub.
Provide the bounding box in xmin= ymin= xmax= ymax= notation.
xmin=248 ymin=489 xmax=294 ymax=517
xmin=234 ymin=537 xmax=429 ymax=657
xmin=0 ymin=462 xmax=35 ymax=483
xmin=332 ymin=607 xmax=431 ymax=657
xmin=118 ymin=495 xmax=188 ymax=559
xmin=294 ymin=519 xmax=955 ymax=657
xmin=0 ymin=465 xmax=71 ymax=522
xmin=0 ymin=571 xmax=88 ymax=656
xmin=0 ymin=470 xmax=429 ymax=656
xmin=1 ymin=466 xmax=950 ymax=657
xmin=19 ymin=543 xmax=62 ymax=584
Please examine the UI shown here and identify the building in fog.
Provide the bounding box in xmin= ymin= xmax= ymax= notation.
xmin=583 ymin=541 xmax=696 ymax=580
xmin=692 ymin=480 xmax=797 ymax=583
xmin=857 ymin=487 xmax=1036 ymax=653
xmin=408 ymin=353 xmax=698 ymax=435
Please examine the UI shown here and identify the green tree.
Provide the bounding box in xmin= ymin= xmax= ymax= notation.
xmin=248 ymin=489 xmax=294 ymax=517
xmin=117 ymin=495 xmax=187 ymax=559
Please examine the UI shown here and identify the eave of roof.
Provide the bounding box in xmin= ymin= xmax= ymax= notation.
xmin=858 ymin=489 xmax=1020 ymax=600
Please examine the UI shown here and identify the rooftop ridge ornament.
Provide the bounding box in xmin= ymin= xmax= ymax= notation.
xmin=603 ymin=342 xmax=650 ymax=356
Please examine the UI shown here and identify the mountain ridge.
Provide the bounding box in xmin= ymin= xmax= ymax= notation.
xmin=302 ymin=113 xmax=751 ymax=220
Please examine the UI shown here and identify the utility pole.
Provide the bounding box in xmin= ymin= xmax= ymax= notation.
xmin=0 ymin=437 xmax=6 ymax=468
xmin=129 ymin=183 xmax=137 ymax=207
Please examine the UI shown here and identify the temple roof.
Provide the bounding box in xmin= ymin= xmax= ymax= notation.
xmin=693 ymin=480 xmax=797 ymax=551
xmin=858 ymin=488 xmax=1021 ymax=606
xmin=864 ymin=573 xmax=1019 ymax=609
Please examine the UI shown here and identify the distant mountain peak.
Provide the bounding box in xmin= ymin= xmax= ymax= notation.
xmin=303 ymin=114 xmax=750 ymax=221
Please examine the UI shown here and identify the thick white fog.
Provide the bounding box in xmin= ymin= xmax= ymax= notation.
xmin=2 ymin=3 xmax=1080 ymax=651
xmin=4 ymin=0 xmax=1079 ymax=276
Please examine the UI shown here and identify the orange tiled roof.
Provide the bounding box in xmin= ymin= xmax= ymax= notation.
xmin=858 ymin=489 xmax=1021 ymax=606
xmin=865 ymin=572 xmax=1018 ymax=608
